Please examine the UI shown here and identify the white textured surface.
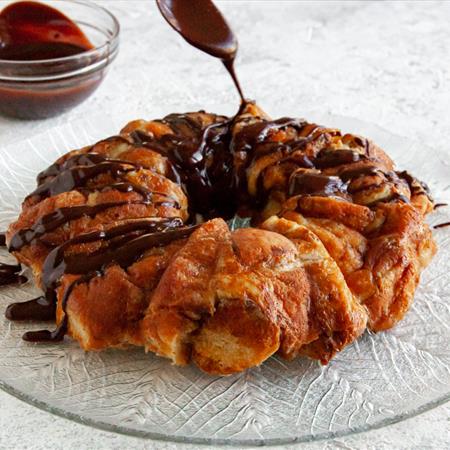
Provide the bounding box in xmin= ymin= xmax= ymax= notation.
xmin=0 ymin=1 xmax=450 ymax=449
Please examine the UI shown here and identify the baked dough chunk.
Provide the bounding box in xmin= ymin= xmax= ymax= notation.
xmin=262 ymin=202 xmax=435 ymax=331
xmin=142 ymin=218 xmax=367 ymax=374
xmin=7 ymin=137 xmax=188 ymax=284
xmin=57 ymin=237 xmax=186 ymax=349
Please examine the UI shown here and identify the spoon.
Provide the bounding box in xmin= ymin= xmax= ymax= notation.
xmin=156 ymin=0 xmax=245 ymax=102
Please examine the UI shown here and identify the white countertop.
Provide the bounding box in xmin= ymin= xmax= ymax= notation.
xmin=1 ymin=1 xmax=450 ymax=448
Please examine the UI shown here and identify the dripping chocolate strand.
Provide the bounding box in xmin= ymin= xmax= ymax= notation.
xmin=222 ymin=59 xmax=245 ymax=103
xmin=23 ymin=275 xmax=91 ymax=343
xmin=434 ymin=203 xmax=448 ymax=209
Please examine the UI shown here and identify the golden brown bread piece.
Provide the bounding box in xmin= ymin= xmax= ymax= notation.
xmin=262 ymin=201 xmax=436 ymax=331
xmin=142 ymin=219 xmax=296 ymax=373
xmin=259 ymin=216 xmax=367 ymax=362
xmin=5 ymin=103 xmax=437 ymax=375
xmin=57 ymin=238 xmax=186 ymax=349
xmin=7 ymin=137 xmax=188 ymax=285
xmin=143 ymin=218 xmax=366 ymax=373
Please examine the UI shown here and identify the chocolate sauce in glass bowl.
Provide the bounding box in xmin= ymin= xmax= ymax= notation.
xmin=0 ymin=1 xmax=93 ymax=60
xmin=0 ymin=1 xmax=118 ymax=119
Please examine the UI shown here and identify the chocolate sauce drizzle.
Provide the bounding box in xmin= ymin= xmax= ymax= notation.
xmin=289 ymin=173 xmax=348 ymax=198
xmin=6 ymin=296 xmax=54 ymax=322
xmin=36 ymin=152 xmax=111 ymax=185
xmin=9 ymin=201 xmax=146 ymax=252
xmin=396 ymin=170 xmax=432 ymax=200
xmin=22 ymin=218 xmax=195 ymax=342
xmin=28 ymin=157 xmax=141 ymax=202
xmin=131 ymin=114 xmax=236 ymax=218
xmin=314 ymin=148 xmax=366 ymax=169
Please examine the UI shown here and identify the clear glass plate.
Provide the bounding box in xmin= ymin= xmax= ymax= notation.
xmin=0 ymin=112 xmax=449 ymax=446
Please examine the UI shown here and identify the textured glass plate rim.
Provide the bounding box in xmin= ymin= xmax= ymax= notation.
xmin=0 ymin=111 xmax=448 ymax=447
xmin=2 ymin=377 xmax=449 ymax=447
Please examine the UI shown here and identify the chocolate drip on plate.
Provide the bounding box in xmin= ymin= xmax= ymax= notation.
xmin=0 ymin=262 xmax=27 ymax=286
xmin=434 ymin=221 xmax=450 ymax=229
xmin=5 ymin=296 xmax=55 ymax=321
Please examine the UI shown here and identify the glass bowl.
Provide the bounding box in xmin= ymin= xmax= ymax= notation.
xmin=0 ymin=0 xmax=120 ymax=120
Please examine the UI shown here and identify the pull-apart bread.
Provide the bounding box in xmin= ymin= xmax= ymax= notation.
xmin=6 ymin=104 xmax=436 ymax=374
